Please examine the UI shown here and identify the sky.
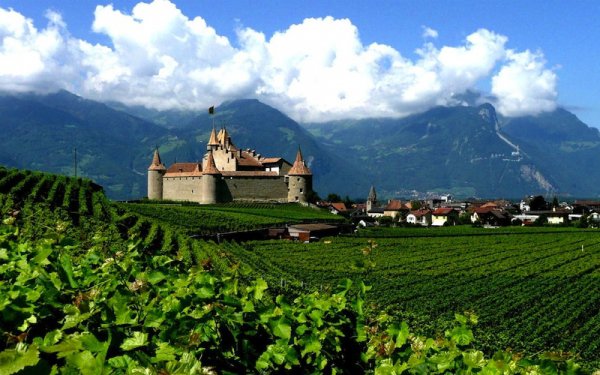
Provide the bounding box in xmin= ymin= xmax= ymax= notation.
xmin=0 ymin=0 xmax=599 ymax=126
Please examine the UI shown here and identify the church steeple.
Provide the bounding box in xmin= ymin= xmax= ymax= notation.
xmin=367 ymin=185 xmax=377 ymax=212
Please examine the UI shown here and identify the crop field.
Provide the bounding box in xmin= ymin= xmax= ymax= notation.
xmin=221 ymin=228 xmax=600 ymax=365
xmin=116 ymin=202 xmax=343 ymax=235
xmin=0 ymin=167 xmax=112 ymax=222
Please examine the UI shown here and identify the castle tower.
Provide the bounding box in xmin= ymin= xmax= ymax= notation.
xmin=201 ymin=151 xmax=221 ymax=204
xmin=367 ymin=185 xmax=377 ymax=212
xmin=207 ymin=126 xmax=219 ymax=151
xmin=287 ymin=147 xmax=312 ymax=203
xmin=147 ymin=148 xmax=166 ymax=200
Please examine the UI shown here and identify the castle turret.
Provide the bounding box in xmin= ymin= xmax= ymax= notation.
xmin=367 ymin=185 xmax=377 ymax=212
xmin=148 ymin=148 xmax=166 ymax=200
xmin=201 ymin=151 xmax=221 ymax=204
xmin=207 ymin=126 xmax=219 ymax=151
xmin=287 ymin=147 xmax=312 ymax=203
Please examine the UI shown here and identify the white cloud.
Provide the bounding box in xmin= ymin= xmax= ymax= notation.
xmin=0 ymin=0 xmax=559 ymax=121
xmin=491 ymin=50 xmax=557 ymax=117
xmin=422 ymin=26 xmax=438 ymax=39
xmin=0 ymin=7 xmax=75 ymax=92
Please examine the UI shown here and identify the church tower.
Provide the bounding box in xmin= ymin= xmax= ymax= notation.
xmin=201 ymin=151 xmax=221 ymax=204
xmin=147 ymin=148 xmax=166 ymax=200
xmin=367 ymin=185 xmax=377 ymax=212
xmin=287 ymin=147 xmax=312 ymax=203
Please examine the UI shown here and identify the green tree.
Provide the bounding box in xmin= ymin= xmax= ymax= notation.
xmin=530 ymin=195 xmax=548 ymax=211
xmin=410 ymin=200 xmax=422 ymax=210
xmin=326 ymin=193 xmax=342 ymax=202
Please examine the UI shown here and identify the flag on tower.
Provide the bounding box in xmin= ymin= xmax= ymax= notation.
xmin=208 ymin=106 xmax=215 ymax=115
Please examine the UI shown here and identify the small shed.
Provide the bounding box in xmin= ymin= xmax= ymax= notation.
xmin=288 ymin=223 xmax=340 ymax=242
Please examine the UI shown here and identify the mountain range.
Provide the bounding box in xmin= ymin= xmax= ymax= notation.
xmin=1 ymin=89 xmax=599 ymax=200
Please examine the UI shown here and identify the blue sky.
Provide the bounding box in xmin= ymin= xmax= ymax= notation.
xmin=1 ymin=0 xmax=599 ymax=126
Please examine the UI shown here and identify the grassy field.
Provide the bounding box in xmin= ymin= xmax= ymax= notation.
xmin=220 ymin=226 xmax=600 ymax=366
xmin=115 ymin=202 xmax=344 ymax=235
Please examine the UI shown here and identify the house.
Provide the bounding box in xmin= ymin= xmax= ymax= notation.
xmin=367 ymin=207 xmax=385 ymax=218
xmin=470 ymin=207 xmax=511 ymax=226
xmin=513 ymin=209 xmax=570 ymax=225
xmin=328 ymin=202 xmax=348 ymax=215
xmin=431 ymin=207 xmax=459 ymax=226
xmin=383 ymin=200 xmax=409 ymax=220
xmin=406 ymin=209 xmax=432 ymax=226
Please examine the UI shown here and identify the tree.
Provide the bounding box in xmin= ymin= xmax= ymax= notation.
xmin=344 ymin=195 xmax=354 ymax=207
xmin=530 ymin=195 xmax=548 ymax=211
xmin=533 ymin=214 xmax=548 ymax=226
xmin=552 ymin=196 xmax=559 ymax=209
xmin=459 ymin=212 xmax=472 ymax=225
xmin=410 ymin=200 xmax=422 ymax=210
xmin=306 ymin=190 xmax=321 ymax=204
xmin=326 ymin=193 xmax=342 ymax=202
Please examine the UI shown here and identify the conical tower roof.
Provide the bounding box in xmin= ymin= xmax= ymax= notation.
xmin=203 ymin=151 xmax=221 ymax=175
xmin=217 ymin=127 xmax=230 ymax=145
xmin=288 ymin=147 xmax=312 ymax=175
xmin=148 ymin=148 xmax=166 ymax=171
xmin=208 ymin=126 xmax=219 ymax=146
xmin=368 ymin=185 xmax=377 ymax=201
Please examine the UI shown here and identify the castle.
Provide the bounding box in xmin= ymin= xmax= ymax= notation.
xmin=147 ymin=127 xmax=312 ymax=204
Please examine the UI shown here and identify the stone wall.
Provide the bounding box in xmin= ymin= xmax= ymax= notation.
xmin=211 ymin=147 xmax=237 ymax=171
xmin=163 ymin=176 xmax=203 ymax=202
xmin=162 ymin=175 xmax=289 ymax=203
xmin=224 ymin=176 xmax=288 ymax=202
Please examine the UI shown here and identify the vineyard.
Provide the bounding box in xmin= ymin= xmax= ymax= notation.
xmin=115 ymin=201 xmax=344 ymax=235
xmin=0 ymin=166 xmax=595 ymax=372
xmin=221 ymin=228 xmax=600 ymax=368
xmin=0 ymin=167 xmax=112 ymax=224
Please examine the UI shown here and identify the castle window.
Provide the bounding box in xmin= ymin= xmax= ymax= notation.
xmin=300 ymin=188 xmax=303 ymax=193
xmin=297 ymin=178 xmax=300 ymax=182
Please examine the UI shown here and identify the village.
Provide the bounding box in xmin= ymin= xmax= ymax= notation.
xmin=319 ymin=187 xmax=600 ymax=228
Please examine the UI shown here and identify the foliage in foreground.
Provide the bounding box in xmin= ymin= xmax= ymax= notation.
xmin=0 ymin=218 xmax=586 ymax=374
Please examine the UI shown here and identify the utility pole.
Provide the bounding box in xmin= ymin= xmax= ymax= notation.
xmin=73 ymin=147 xmax=78 ymax=178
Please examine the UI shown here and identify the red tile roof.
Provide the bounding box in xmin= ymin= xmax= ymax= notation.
xmin=330 ymin=202 xmax=348 ymax=212
xmin=164 ymin=162 xmax=202 ymax=177
xmin=409 ymin=209 xmax=431 ymax=218
xmin=385 ymin=200 xmax=408 ymax=211
xmin=433 ymin=207 xmax=455 ymax=215
xmin=148 ymin=149 xmax=166 ymax=171
xmin=288 ymin=148 xmax=312 ymax=175
xmin=236 ymin=151 xmax=264 ymax=167
xmin=220 ymin=171 xmax=279 ymax=177
xmin=208 ymin=127 xmax=219 ymax=145
xmin=203 ymin=152 xmax=221 ymax=175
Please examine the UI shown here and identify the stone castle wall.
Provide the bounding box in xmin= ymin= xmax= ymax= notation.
xmin=161 ymin=175 xmax=289 ymax=203
xmin=163 ymin=176 xmax=203 ymax=202
xmin=224 ymin=176 xmax=288 ymax=202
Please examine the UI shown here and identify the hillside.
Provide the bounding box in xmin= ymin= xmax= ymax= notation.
xmin=1 ymin=90 xmax=600 ymax=199
xmin=305 ymin=104 xmax=600 ymax=198
xmin=0 ymin=90 xmax=169 ymax=199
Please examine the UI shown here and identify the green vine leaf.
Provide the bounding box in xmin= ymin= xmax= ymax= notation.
xmin=0 ymin=344 xmax=40 ymax=375
xmin=120 ymin=332 xmax=148 ymax=351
